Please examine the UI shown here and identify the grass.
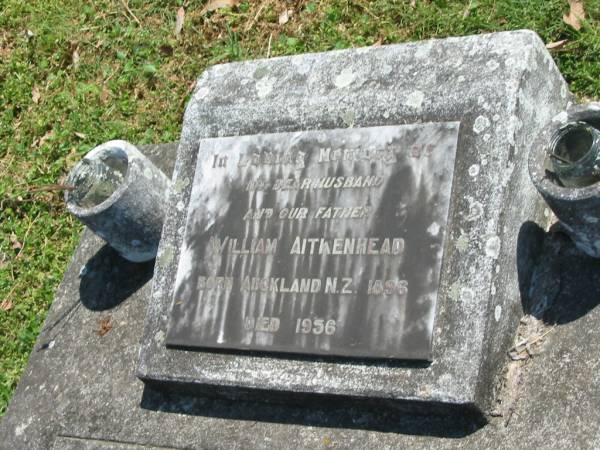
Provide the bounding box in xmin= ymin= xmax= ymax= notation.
xmin=0 ymin=0 xmax=599 ymax=416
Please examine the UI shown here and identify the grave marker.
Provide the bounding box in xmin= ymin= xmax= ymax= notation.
xmin=137 ymin=31 xmax=571 ymax=414
xmin=166 ymin=123 xmax=459 ymax=360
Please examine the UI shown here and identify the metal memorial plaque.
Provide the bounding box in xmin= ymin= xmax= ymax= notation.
xmin=166 ymin=123 xmax=459 ymax=360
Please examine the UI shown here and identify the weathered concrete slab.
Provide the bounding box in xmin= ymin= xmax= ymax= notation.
xmin=139 ymin=30 xmax=570 ymax=413
xmin=52 ymin=435 xmax=179 ymax=450
xmin=0 ymin=145 xmax=599 ymax=449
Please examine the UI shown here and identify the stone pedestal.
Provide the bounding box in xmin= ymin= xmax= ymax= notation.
xmin=139 ymin=30 xmax=570 ymax=415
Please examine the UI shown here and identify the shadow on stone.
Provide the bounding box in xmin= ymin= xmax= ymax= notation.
xmin=165 ymin=344 xmax=431 ymax=369
xmin=516 ymin=221 xmax=547 ymax=310
xmin=139 ymin=384 xmax=485 ymax=438
xmin=79 ymin=244 xmax=154 ymax=311
xmin=518 ymin=221 xmax=600 ymax=325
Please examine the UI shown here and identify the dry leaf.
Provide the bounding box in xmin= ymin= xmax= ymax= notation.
xmin=175 ymin=7 xmax=185 ymax=37
xmin=563 ymin=0 xmax=585 ymax=31
xmin=9 ymin=234 xmax=22 ymax=251
xmin=546 ymin=39 xmax=568 ymax=51
xmin=32 ymin=86 xmax=40 ymax=104
xmin=410 ymin=0 xmax=416 ymax=6
xmin=37 ymin=129 xmax=54 ymax=147
xmin=0 ymin=299 xmax=13 ymax=311
xmin=72 ymin=48 xmax=80 ymax=69
xmin=98 ymin=316 xmax=113 ymax=336
xmin=462 ymin=0 xmax=473 ymax=18
xmin=74 ymin=131 xmax=87 ymax=139
xmin=100 ymin=85 xmax=110 ymax=103
xmin=159 ymin=44 xmax=174 ymax=56
xmin=200 ymin=0 xmax=240 ymax=15
xmin=278 ymin=9 xmax=290 ymax=25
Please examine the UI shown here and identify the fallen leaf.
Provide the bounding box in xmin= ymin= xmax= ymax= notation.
xmin=159 ymin=44 xmax=174 ymax=56
xmin=37 ymin=129 xmax=54 ymax=147
xmin=410 ymin=0 xmax=416 ymax=6
xmin=74 ymin=131 xmax=87 ymax=139
xmin=32 ymin=86 xmax=40 ymax=104
xmin=0 ymin=299 xmax=13 ymax=311
xmin=175 ymin=6 xmax=185 ymax=36
xmin=72 ymin=48 xmax=80 ymax=69
xmin=563 ymin=0 xmax=585 ymax=31
xmin=462 ymin=0 xmax=475 ymax=18
xmin=100 ymin=85 xmax=110 ymax=103
xmin=98 ymin=316 xmax=113 ymax=336
xmin=9 ymin=234 xmax=22 ymax=251
xmin=200 ymin=0 xmax=240 ymax=15
xmin=546 ymin=39 xmax=568 ymax=51
xmin=278 ymin=9 xmax=290 ymax=25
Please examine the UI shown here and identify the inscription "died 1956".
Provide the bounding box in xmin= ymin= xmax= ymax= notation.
xmin=166 ymin=123 xmax=459 ymax=360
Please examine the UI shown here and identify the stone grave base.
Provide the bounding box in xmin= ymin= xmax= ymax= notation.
xmin=0 ymin=143 xmax=599 ymax=449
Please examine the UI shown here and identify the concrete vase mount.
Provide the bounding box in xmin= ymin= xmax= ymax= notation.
xmin=65 ymin=140 xmax=170 ymax=262
xmin=530 ymin=103 xmax=600 ymax=258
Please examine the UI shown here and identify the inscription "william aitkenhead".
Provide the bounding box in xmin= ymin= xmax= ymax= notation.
xmin=208 ymin=236 xmax=405 ymax=256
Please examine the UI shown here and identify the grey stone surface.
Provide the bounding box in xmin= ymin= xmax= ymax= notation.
xmin=530 ymin=103 xmax=600 ymax=257
xmin=52 ymin=436 xmax=179 ymax=450
xmin=139 ymin=30 xmax=570 ymax=413
xmin=167 ymin=123 xmax=459 ymax=360
xmin=66 ymin=140 xmax=170 ymax=262
xmin=0 ymin=145 xmax=599 ymax=449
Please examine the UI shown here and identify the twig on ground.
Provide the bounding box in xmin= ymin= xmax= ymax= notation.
xmin=16 ymin=214 xmax=39 ymax=259
xmin=244 ymin=1 xmax=269 ymax=32
xmin=28 ymin=184 xmax=75 ymax=193
xmin=355 ymin=2 xmax=379 ymax=19
xmin=509 ymin=326 xmax=556 ymax=359
xmin=120 ymin=0 xmax=141 ymax=26
xmin=266 ymin=32 xmax=273 ymax=58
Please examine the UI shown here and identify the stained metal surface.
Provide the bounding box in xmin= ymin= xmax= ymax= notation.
xmin=166 ymin=123 xmax=459 ymax=360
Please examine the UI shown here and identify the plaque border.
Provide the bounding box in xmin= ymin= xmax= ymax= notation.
xmin=164 ymin=123 xmax=460 ymax=361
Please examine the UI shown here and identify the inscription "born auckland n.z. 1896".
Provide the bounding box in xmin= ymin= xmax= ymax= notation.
xmin=166 ymin=123 xmax=459 ymax=360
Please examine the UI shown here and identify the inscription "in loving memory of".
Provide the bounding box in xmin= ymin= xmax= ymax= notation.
xmin=166 ymin=123 xmax=459 ymax=360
